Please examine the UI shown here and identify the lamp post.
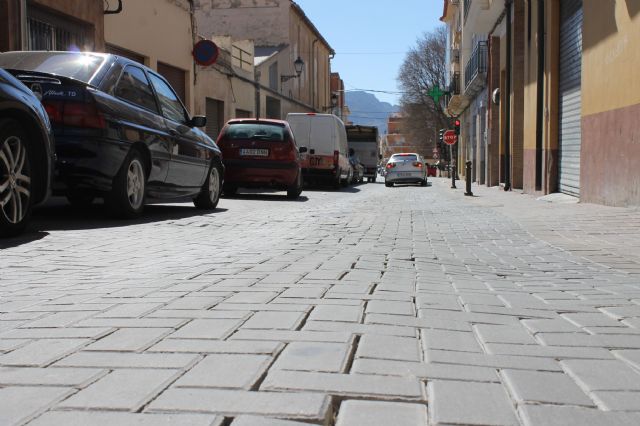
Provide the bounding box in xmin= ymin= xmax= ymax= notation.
xmin=280 ymin=56 xmax=305 ymax=84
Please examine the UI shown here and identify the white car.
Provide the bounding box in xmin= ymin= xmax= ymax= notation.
xmin=384 ymin=153 xmax=428 ymax=187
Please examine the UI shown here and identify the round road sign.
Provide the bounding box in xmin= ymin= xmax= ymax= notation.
xmin=193 ymin=40 xmax=219 ymax=66
xmin=443 ymin=129 xmax=457 ymax=145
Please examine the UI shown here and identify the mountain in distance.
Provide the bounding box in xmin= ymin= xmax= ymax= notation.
xmin=345 ymin=91 xmax=400 ymax=135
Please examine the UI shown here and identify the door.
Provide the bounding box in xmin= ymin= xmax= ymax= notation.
xmin=147 ymin=72 xmax=208 ymax=194
xmin=205 ymin=98 xmax=224 ymax=141
xmin=558 ymin=0 xmax=583 ymax=196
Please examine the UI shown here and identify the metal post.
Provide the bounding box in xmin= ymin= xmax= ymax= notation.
xmin=450 ymin=144 xmax=456 ymax=189
xmin=465 ymin=161 xmax=473 ymax=196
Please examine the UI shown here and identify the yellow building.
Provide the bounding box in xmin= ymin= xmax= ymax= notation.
xmin=443 ymin=0 xmax=640 ymax=207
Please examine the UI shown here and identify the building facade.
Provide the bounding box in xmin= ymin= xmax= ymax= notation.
xmin=442 ymin=0 xmax=640 ymax=207
xmin=194 ymin=0 xmax=334 ymax=118
xmin=0 ymin=0 xmax=104 ymax=53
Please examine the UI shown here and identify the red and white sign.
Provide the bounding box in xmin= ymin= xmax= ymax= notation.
xmin=443 ymin=129 xmax=457 ymax=145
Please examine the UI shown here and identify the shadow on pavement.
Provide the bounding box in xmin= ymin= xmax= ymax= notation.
xmin=0 ymin=198 xmax=228 ymax=248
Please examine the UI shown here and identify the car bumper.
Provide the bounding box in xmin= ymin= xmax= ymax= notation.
xmin=53 ymin=136 xmax=129 ymax=194
xmin=385 ymin=171 xmax=426 ymax=183
xmin=224 ymin=160 xmax=299 ymax=187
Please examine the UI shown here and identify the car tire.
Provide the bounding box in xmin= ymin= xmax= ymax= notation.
xmin=194 ymin=162 xmax=222 ymax=210
xmin=333 ymin=170 xmax=341 ymax=190
xmin=385 ymin=181 xmax=393 ymax=188
xmin=421 ymin=179 xmax=427 ymax=187
xmin=107 ymin=149 xmax=147 ymax=219
xmin=0 ymin=118 xmax=33 ymax=237
xmin=223 ymin=184 xmax=237 ymax=197
xmin=286 ymin=171 xmax=303 ymax=199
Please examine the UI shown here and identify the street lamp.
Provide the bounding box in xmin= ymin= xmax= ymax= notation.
xmin=280 ymin=56 xmax=305 ymax=83
xmin=323 ymin=92 xmax=339 ymax=113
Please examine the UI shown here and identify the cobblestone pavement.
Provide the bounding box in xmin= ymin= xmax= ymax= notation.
xmin=1 ymin=177 xmax=640 ymax=425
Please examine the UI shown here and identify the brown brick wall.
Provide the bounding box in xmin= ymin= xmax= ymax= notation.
xmin=487 ymin=37 xmax=501 ymax=187
xmin=510 ymin=0 xmax=525 ymax=190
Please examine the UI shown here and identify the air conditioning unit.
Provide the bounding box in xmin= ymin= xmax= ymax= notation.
xmin=451 ymin=49 xmax=460 ymax=63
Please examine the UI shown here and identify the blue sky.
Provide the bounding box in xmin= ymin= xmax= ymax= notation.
xmin=295 ymin=0 xmax=444 ymax=106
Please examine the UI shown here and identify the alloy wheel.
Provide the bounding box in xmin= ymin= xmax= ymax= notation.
xmin=208 ymin=166 xmax=221 ymax=204
xmin=0 ymin=135 xmax=31 ymax=224
xmin=126 ymin=159 xmax=145 ymax=210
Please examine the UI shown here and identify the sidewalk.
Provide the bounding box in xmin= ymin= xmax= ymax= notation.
xmin=435 ymin=177 xmax=640 ymax=274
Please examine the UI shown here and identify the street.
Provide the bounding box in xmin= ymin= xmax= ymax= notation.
xmin=2 ymin=178 xmax=640 ymax=425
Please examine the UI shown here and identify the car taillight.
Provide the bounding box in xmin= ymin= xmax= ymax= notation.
xmin=43 ymin=100 xmax=106 ymax=129
xmin=386 ymin=163 xmax=396 ymax=169
xmin=333 ymin=150 xmax=339 ymax=166
xmin=414 ymin=162 xmax=423 ymax=167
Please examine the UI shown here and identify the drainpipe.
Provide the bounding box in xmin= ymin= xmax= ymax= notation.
xmin=504 ymin=0 xmax=513 ymax=191
xmin=19 ymin=0 xmax=27 ymax=50
xmin=311 ymin=39 xmax=318 ymax=111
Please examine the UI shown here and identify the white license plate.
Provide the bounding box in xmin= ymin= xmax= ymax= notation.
xmin=397 ymin=172 xmax=412 ymax=177
xmin=240 ymin=148 xmax=269 ymax=156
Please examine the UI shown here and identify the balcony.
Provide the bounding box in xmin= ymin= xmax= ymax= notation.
xmin=449 ymin=72 xmax=460 ymax=95
xmin=463 ymin=0 xmax=502 ymax=33
xmin=446 ymin=71 xmax=469 ymax=116
xmin=464 ymin=41 xmax=487 ymax=97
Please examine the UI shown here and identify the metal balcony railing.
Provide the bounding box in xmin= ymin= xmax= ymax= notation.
xmin=464 ymin=41 xmax=488 ymax=90
xmin=449 ymin=72 xmax=461 ymax=96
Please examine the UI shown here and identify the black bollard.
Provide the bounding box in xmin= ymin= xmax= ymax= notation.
xmin=464 ymin=161 xmax=473 ymax=196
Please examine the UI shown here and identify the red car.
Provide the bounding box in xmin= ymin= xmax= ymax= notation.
xmin=217 ymin=119 xmax=306 ymax=199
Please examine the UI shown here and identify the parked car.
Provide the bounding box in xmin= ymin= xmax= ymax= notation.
xmin=216 ymin=118 xmax=305 ymax=199
xmin=0 ymin=68 xmax=55 ymax=237
xmin=0 ymin=51 xmax=223 ymax=218
xmin=286 ymin=113 xmax=351 ymax=188
xmin=426 ymin=162 xmax=438 ymax=177
xmin=384 ymin=153 xmax=428 ymax=187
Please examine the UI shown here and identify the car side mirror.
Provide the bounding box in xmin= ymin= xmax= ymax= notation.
xmin=299 ymin=147 xmax=308 ymax=153
xmin=190 ymin=116 xmax=207 ymax=128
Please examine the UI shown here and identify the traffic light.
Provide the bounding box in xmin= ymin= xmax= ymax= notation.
xmin=454 ymin=119 xmax=461 ymax=135
xmin=438 ymin=128 xmax=445 ymax=144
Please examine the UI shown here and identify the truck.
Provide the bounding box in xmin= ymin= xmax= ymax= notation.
xmin=346 ymin=125 xmax=380 ymax=183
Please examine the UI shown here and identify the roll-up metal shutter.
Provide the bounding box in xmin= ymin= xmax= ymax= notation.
xmin=558 ymin=0 xmax=583 ymax=196
xmin=205 ymin=98 xmax=224 ymax=141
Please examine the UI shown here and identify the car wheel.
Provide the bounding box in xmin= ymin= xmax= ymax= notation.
xmin=385 ymin=181 xmax=393 ymax=188
xmin=0 ymin=119 xmax=32 ymax=237
xmin=372 ymin=176 xmax=377 ymax=183
xmin=194 ymin=163 xmax=222 ymax=209
xmin=333 ymin=170 xmax=341 ymax=190
xmin=223 ymin=184 xmax=237 ymax=197
xmin=287 ymin=171 xmax=303 ymax=199
xmin=421 ymin=179 xmax=427 ymax=187
xmin=107 ymin=149 xmax=146 ymax=219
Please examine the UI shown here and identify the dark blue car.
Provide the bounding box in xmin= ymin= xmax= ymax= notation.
xmin=0 ymin=51 xmax=223 ymax=219
xmin=0 ymin=67 xmax=55 ymax=237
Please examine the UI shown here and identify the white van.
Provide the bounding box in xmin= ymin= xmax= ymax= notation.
xmin=286 ymin=113 xmax=351 ymax=187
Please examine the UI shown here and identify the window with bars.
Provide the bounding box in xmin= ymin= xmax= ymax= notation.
xmin=27 ymin=8 xmax=92 ymax=52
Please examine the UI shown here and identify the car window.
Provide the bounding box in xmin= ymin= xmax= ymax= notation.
xmin=114 ymin=65 xmax=158 ymax=113
xmin=148 ymin=73 xmax=188 ymax=124
xmin=391 ymin=154 xmax=418 ymax=162
xmin=0 ymin=52 xmax=105 ymax=83
xmin=224 ymin=123 xmax=286 ymax=141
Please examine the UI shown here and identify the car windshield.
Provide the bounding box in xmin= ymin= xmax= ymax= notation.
xmin=391 ymin=154 xmax=418 ymax=162
xmin=225 ymin=123 xmax=286 ymax=141
xmin=0 ymin=52 xmax=106 ymax=84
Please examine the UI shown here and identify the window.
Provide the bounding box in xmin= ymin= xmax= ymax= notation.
xmin=27 ymin=7 xmax=92 ymax=52
xmin=157 ymin=62 xmax=186 ymax=104
xmin=148 ymin=73 xmax=188 ymax=124
xmin=269 ymin=62 xmax=278 ymax=90
xmin=225 ymin=123 xmax=286 ymax=141
xmin=114 ymin=66 xmax=158 ymax=113
xmin=391 ymin=154 xmax=418 ymax=162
